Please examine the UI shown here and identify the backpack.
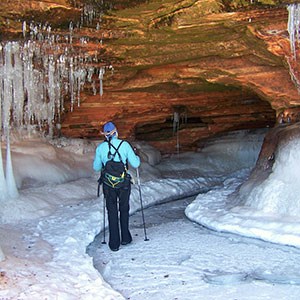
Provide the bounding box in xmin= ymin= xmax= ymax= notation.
xmin=101 ymin=140 xmax=131 ymax=188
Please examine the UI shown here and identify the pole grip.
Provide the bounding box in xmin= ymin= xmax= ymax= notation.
xmin=97 ymin=181 xmax=100 ymax=197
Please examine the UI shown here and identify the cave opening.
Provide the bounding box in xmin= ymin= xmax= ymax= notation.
xmin=134 ymin=91 xmax=277 ymax=153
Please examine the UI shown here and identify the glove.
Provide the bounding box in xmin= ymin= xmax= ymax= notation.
xmin=133 ymin=147 xmax=140 ymax=156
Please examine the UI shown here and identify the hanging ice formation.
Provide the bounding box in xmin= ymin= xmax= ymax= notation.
xmin=287 ymin=3 xmax=300 ymax=92
xmin=172 ymin=107 xmax=188 ymax=154
xmin=1 ymin=24 xmax=109 ymax=134
xmin=99 ymin=67 xmax=105 ymax=96
xmin=0 ymin=14 xmax=111 ymax=199
xmin=174 ymin=111 xmax=180 ymax=154
xmin=173 ymin=112 xmax=180 ymax=135
xmin=287 ymin=3 xmax=300 ymax=59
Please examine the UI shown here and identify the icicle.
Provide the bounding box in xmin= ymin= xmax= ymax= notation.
xmin=92 ymin=80 xmax=97 ymax=95
xmin=11 ymin=42 xmax=24 ymax=129
xmin=172 ymin=111 xmax=180 ymax=154
xmin=0 ymin=43 xmax=8 ymax=200
xmin=22 ymin=21 xmax=27 ymax=38
xmin=287 ymin=4 xmax=300 ymax=94
xmin=173 ymin=112 xmax=179 ymax=135
xmin=287 ymin=3 xmax=300 ymax=59
xmin=99 ymin=67 xmax=105 ymax=96
xmin=47 ymin=25 xmax=52 ymax=41
xmin=3 ymin=42 xmax=13 ymax=129
xmin=87 ymin=67 xmax=94 ymax=82
xmin=69 ymin=57 xmax=75 ymax=112
xmin=47 ymin=55 xmax=56 ymax=137
xmin=287 ymin=4 xmax=296 ymax=58
xmin=69 ymin=21 xmax=73 ymax=44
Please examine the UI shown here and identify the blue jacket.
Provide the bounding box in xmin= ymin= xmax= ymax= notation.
xmin=93 ymin=137 xmax=141 ymax=172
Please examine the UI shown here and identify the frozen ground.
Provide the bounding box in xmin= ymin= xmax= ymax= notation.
xmin=88 ymin=195 xmax=300 ymax=300
xmin=1 ymin=129 xmax=300 ymax=299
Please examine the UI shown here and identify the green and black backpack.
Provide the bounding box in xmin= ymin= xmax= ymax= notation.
xmin=101 ymin=140 xmax=130 ymax=188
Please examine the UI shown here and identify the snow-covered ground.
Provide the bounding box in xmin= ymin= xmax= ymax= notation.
xmin=89 ymin=196 xmax=300 ymax=300
xmin=1 ymin=128 xmax=300 ymax=299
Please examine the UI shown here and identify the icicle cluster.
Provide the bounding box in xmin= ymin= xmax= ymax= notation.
xmin=287 ymin=4 xmax=300 ymax=94
xmin=0 ymin=32 xmax=109 ymax=135
xmin=287 ymin=3 xmax=300 ymax=59
xmin=0 ymin=14 xmax=113 ymax=200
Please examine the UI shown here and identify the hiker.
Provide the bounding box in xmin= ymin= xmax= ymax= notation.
xmin=93 ymin=121 xmax=141 ymax=251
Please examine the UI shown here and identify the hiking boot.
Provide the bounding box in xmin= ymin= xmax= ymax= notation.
xmin=110 ymin=247 xmax=119 ymax=252
xmin=121 ymin=239 xmax=132 ymax=246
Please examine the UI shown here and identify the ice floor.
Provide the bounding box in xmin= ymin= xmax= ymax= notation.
xmin=87 ymin=197 xmax=300 ymax=300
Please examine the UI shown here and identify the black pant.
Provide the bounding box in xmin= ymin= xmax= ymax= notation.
xmin=103 ymin=183 xmax=132 ymax=250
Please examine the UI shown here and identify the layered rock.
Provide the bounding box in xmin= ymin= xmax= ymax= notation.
xmin=1 ymin=0 xmax=300 ymax=153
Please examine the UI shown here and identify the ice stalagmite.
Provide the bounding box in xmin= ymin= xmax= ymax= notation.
xmin=1 ymin=42 xmax=19 ymax=198
xmin=0 ymin=44 xmax=8 ymax=200
xmin=0 ymin=141 xmax=8 ymax=201
xmin=5 ymin=128 xmax=18 ymax=198
xmin=0 ymin=245 xmax=4 ymax=261
xmin=0 ymin=59 xmax=6 ymax=260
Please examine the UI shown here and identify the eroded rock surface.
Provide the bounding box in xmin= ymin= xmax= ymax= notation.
xmin=1 ymin=0 xmax=300 ymax=153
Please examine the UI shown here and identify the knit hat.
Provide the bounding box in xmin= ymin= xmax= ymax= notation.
xmin=103 ymin=121 xmax=118 ymax=139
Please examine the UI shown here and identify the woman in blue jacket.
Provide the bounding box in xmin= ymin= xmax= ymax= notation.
xmin=93 ymin=121 xmax=140 ymax=251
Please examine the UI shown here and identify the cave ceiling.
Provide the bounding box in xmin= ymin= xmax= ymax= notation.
xmin=1 ymin=0 xmax=300 ymax=153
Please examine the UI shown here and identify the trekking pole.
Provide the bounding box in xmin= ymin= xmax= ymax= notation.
xmin=101 ymin=196 xmax=107 ymax=244
xmin=97 ymin=177 xmax=106 ymax=244
xmin=102 ymin=197 xmax=106 ymax=244
xmin=136 ymin=167 xmax=149 ymax=241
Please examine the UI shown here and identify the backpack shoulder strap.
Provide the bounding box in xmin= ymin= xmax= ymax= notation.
xmin=107 ymin=140 xmax=124 ymax=161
